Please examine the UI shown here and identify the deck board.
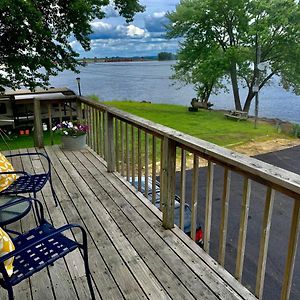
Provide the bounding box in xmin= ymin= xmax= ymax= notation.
xmin=0 ymin=146 xmax=257 ymax=300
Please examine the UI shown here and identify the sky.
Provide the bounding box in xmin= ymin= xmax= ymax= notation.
xmin=71 ymin=0 xmax=180 ymax=58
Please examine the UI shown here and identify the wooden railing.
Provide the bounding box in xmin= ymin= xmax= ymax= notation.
xmin=41 ymin=96 xmax=300 ymax=299
xmin=32 ymin=95 xmax=77 ymax=147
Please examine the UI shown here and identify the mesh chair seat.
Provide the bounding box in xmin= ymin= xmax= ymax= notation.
xmin=1 ymin=174 xmax=49 ymax=195
xmin=0 ymin=199 xmax=95 ymax=300
xmin=1 ymin=222 xmax=78 ymax=287
xmin=0 ymin=152 xmax=58 ymax=206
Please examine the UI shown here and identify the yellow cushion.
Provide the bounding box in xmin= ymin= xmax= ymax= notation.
xmin=0 ymin=153 xmax=17 ymax=192
xmin=0 ymin=227 xmax=15 ymax=277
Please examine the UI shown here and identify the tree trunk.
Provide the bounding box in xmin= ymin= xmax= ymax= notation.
xmin=243 ymin=90 xmax=255 ymax=112
xmin=229 ymin=62 xmax=242 ymax=111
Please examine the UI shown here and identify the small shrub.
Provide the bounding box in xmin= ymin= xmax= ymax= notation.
xmin=291 ymin=124 xmax=300 ymax=138
xmin=86 ymin=94 xmax=100 ymax=102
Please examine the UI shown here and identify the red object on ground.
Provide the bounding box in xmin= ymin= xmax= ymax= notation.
xmin=196 ymin=228 xmax=203 ymax=243
xmin=19 ymin=130 xmax=25 ymax=135
xmin=25 ymin=129 xmax=30 ymax=135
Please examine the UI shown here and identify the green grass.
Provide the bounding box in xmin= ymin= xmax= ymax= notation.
xmin=0 ymin=102 xmax=293 ymax=151
xmin=0 ymin=132 xmax=61 ymax=151
xmin=104 ymin=101 xmax=289 ymax=147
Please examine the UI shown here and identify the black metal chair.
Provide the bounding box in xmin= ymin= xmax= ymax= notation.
xmin=0 ymin=197 xmax=95 ymax=299
xmin=0 ymin=152 xmax=58 ymax=206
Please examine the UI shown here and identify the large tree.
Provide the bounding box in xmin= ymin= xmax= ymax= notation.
xmin=166 ymin=0 xmax=300 ymax=112
xmin=0 ymin=0 xmax=144 ymax=91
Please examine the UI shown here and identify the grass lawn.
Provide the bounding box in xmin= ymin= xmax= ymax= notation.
xmin=0 ymin=132 xmax=61 ymax=151
xmin=104 ymin=101 xmax=290 ymax=148
xmin=0 ymin=102 xmax=293 ymax=151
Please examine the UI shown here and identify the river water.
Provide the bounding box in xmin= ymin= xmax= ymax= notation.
xmin=50 ymin=61 xmax=300 ymax=124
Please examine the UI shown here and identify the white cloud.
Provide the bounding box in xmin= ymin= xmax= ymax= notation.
xmin=153 ymin=12 xmax=166 ymax=18
xmin=126 ymin=24 xmax=149 ymax=38
xmin=71 ymin=0 xmax=180 ymax=57
xmin=90 ymin=21 xmax=149 ymax=40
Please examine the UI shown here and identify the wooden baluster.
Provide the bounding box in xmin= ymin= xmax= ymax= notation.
xmin=160 ymin=139 xmax=164 ymax=210
xmin=105 ymin=112 xmax=115 ymax=172
xmin=96 ymin=110 xmax=100 ymax=154
xmin=84 ymin=104 xmax=87 ymax=125
xmin=93 ymin=108 xmax=97 ymax=151
xmin=86 ymin=106 xmax=91 ymax=147
xmin=126 ymin=123 xmax=130 ymax=182
xmin=138 ymin=128 xmax=142 ymax=192
xmin=76 ymin=98 xmax=82 ymax=122
xmin=255 ymin=187 xmax=275 ymax=299
xmin=204 ymin=161 xmax=214 ymax=253
xmin=121 ymin=121 xmax=125 ymax=176
xmin=90 ymin=107 xmax=94 ymax=150
xmin=281 ymin=199 xmax=300 ymax=300
xmin=235 ymin=178 xmax=252 ymax=282
xmin=218 ymin=168 xmax=231 ymax=267
xmin=161 ymin=137 xmax=176 ymax=229
xmin=191 ymin=154 xmax=199 ymax=241
xmin=152 ymin=136 xmax=157 ymax=205
xmin=131 ymin=125 xmax=135 ymax=185
xmin=99 ymin=111 xmax=103 ymax=157
xmin=102 ymin=111 xmax=105 ymax=156
xmin=145 ymin=132 xmax=149 ymax=197
xmin=103 ymin=110 xmax=107 ymax=160
xmin=48 ymin=103 xmax=53 ymax=145
xmin=33 ymin=98 xmax=44 ymax=148
xmin=180 ymin=149 xmax=186 ymax=230
xmin=69 ymin=101 xmax=73 ymax=121
xmin=115 ymin=119 xmax=119 ymax=172
xmin=58 ymin=103 xmax=63 ymax=123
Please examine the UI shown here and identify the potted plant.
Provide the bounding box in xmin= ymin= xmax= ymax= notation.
xmin=52 ymin=121 xmax=88 ymax=150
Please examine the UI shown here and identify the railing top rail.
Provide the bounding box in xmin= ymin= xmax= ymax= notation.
xmin=78 ymin=96 xmax=300 ymax=198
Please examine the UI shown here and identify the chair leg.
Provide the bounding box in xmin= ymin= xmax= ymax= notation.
xmin=81 ymin=234 xmax=95 ymax=300
xmin=33 ymin=192 xmax=42 ymax=223
xmin=7 ymin=284 xmax=14 ymax=300
xmin=49 ymin=177 xmax=59 ymax=207
xmin=83 ymin=246 xmax=95 ymax=299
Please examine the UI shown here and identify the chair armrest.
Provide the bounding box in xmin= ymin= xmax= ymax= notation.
xmin=5 ymin=152 xmax=51 ymax=174
xmin=0 ymin=171 xmax=29 ymax=176
xmin=0 ymin=223 xmax=85 ymax=264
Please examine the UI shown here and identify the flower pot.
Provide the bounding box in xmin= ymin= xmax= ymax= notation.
xmin=61 ymin=134 xmax=87 ymax=150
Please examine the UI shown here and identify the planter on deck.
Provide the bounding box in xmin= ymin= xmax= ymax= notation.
xmin=61 ymin=134 xmax=87 ymax=150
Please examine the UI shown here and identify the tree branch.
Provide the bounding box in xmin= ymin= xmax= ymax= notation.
xmin=259 ymin=71 xmax=277 ymax=90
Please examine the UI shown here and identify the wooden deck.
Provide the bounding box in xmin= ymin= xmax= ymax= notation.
xmin=1 ymin=145 xmax=256 ymax=300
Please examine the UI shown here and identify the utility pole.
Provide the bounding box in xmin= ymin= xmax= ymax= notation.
xmin=254 ymin=34 xmax=261 ymax=129
xmin=76 ymin=77 xmax=82 ymax=96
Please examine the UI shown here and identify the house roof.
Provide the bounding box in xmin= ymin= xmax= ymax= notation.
xmin=0 ymin=88 xmax=77 ymax=103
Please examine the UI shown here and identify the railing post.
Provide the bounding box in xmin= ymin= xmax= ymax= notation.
xmin=33 ymin=98 xmax=44 ymax=148
xmin=105 ymin=111 xmax=115 ymax=172
xmin=48 ymin=103 xmax=53 ymax=145
xmin=76 ymin=97 xmax=83 ymax=122
xmin=161 ymin=136 xmax=176 ymax=229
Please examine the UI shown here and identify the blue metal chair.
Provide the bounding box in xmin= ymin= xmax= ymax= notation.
xmin=0 ymin=152 xmax=58 ymax=206
xmin=0 ymin=197 xmax=95 ymax=299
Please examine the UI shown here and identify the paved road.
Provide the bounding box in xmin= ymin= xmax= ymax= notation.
xmin=174 ymin=145 xmax=300 ymax=300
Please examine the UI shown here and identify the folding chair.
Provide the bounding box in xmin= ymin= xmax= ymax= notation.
xmin=0 ymin=152 xmax=58 ymax=206
xmin=0 ymin=197 xmax=95 ymax=299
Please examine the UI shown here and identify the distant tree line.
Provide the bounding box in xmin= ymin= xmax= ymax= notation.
xmin=157 ymin=52 xmax=177 ymax=61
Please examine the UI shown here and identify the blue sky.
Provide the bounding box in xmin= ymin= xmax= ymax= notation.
xmin=72 ymin=0 xmax=179 ymax=58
